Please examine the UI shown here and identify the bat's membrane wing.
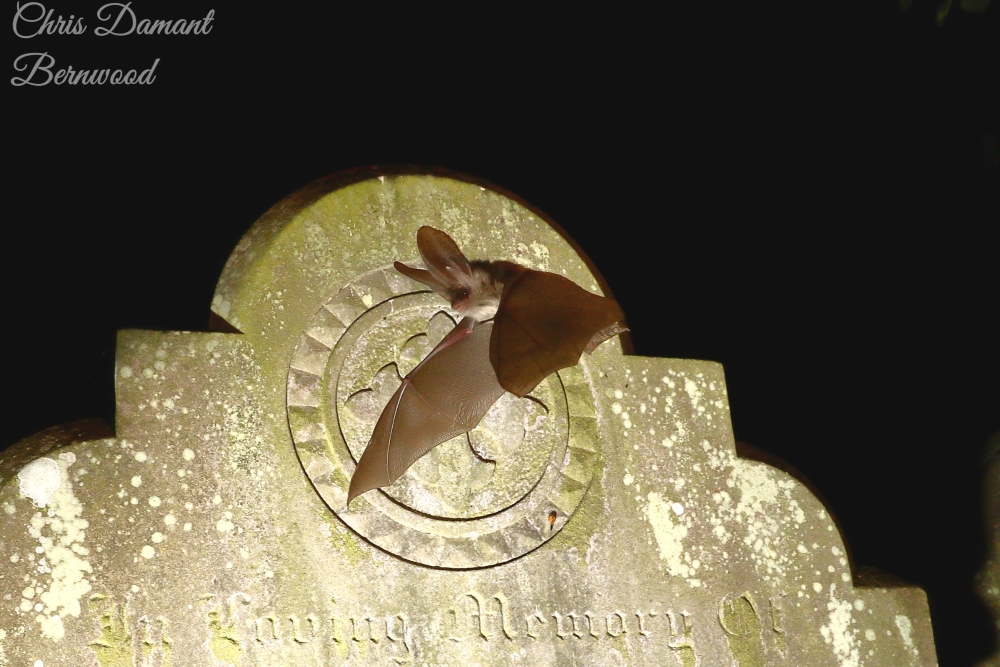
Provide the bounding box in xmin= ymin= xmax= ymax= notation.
xmin=490 ymin=270 xmax=626 ymax=398
xmin=347 ymin=320 xmax=505 ymax=504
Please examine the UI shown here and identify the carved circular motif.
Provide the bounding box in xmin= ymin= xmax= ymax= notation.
xmin=288 ymin=267 xmax=600 ymax=568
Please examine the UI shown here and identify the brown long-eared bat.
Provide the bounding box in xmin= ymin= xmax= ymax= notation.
xmin=346 ymin=226 xmax=627 ymax=504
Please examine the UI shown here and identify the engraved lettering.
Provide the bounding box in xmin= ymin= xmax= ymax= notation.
xmin=665 ymin=610 xmax=697 ymax=667
xmin=461 ymin=590 xmax=516 ymax=640
xmin=366 ymin=616 xmax=381 ymax=644
xmin=256 ymin=615 xmax=281 ymax=643
xmin=636 ymin=611 xmax=652 ymax=636
xmin=447 ymin=608 xmax=463 ymax=642
xmin=719 ymin=593 xmax=765 ymax=667
xmin=87 ymin=595 xmax=134 ymax=664
xmin=583 ymin=612 xmax=602 ymax=638
xmin=606 ymin=611 xmax=628 ymax=637
xmin=769 ymin=595 xmax=787 ymax=654
xmin=552 ymin=612 xmax=585 ymax=639
xmin=350 ymin=617 xmax=372 ymax=643
xmin=201 ymin=594 xmax=248 ymax=665
xmin=385 ymin=613 xmax=413 ymax=661
xmin=289 ymin=613 xmax=319 ymax=643
xmin=139 ymin=614 xmax=172 ymax=664
xmin=467 ymin=592 xmax=491 ymax=640
xmin=329 ymin=615 xmax=346 ymax=644
xmin=525 ymin=611 xmax=548 ymax=639
xmin=492 ymin=592 xmax=517 ymax=639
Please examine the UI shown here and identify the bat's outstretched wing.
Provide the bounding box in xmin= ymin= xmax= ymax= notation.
xmin=347 ymin=319 xmax=504 ymax=504
xmin=490 ymin=269 xmax=627 ymax=398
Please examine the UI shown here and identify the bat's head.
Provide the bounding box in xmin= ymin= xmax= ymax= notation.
xmin=395 ymin=227 xmax=511 ymax=322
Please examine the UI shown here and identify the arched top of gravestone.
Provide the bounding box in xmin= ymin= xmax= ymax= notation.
xmin=210 ymin=166 xmax=631 ymax=354
xmin=211 ymin=167 xmax=630 ymax=568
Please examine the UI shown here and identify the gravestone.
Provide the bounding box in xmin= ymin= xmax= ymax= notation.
xmin=0 ymin=168 xmax=938 ymax=666
xmin=976 ymin=431 xmax=1000 ymax=667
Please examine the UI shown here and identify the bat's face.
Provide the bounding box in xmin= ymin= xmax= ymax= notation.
xmin=454 ymin=264 xmax=503 ymax=322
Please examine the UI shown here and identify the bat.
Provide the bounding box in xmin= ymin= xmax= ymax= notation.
xmin=346 ymin=226 xmax=627 ymax=504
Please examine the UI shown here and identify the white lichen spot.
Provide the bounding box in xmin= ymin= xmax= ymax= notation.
xmin=131 ymin=476 xmax=142 ymax=488
xmin=212 ymin=494 xmax=222 ymax=505
xmin=140 ymin=546 xmax=155 ymax=559
xmin=813 ymin=582 xmax=823 ymax=593
xmin=119 ymin=366 xmax=133 ymax=378
xmin=671 ymin=502 xmax=685 ymax=516
xmin=644 ymin=493 xmax=697 ymax=584
xmin=18 ymin=459 xmax=61 ymax=507
xmin=216 ymin=512 xmax=235 ymax=533
xmin=164 ymin=514 xmax=177 ymax=526
xmin=614 ymin=389 xmax=623 ymax=399
xmin=151 ymin=532 xmax=164 ymax=544
xmin=182 ymin=448 xmax=195 ymax=461
xmin=611 ymin=402 xmax=622 ymax=415
xmin=798 ymin=544 xmax=809 ymax=553
xmin=623 ymin=471 xmax=635 ymax=486
xmin=819 ymin=584 xmax=861 ymax=667
xmin=361 ymin=293 xmax=374 ymax=308
xmin=3 ymin=501 xmax=14 ymax=515
xmin=672 ymin=420 xmax=688 ymax=443
xmin=661 ymin=437 xmax=674 ymax=448
xmin=148 ymin=496 xmax=161 ymax=508
xmin=864 ymin=628 xmax=876 ymax=641
xmin=895 ymin=615 xmax=917 ymax=655
xmin=134 ymin=451 xmax=147 ymax=462
xmin=684 ymin=377 xmax=702 ymax=412
xmin=528 ymin=241 xmax=549 ymax=266
xmin=183 ymin=523 xmax=192 ymax=531
xmin=19 ymin=458 xmax=92 ymax=641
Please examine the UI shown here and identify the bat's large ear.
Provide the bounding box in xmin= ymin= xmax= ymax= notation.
xmin=415 ymin=227 xmax=474 ymax=292
xmin=393 ymin=261 xmax=451 ymax=299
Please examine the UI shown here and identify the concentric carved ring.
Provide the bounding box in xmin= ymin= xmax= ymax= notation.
xmin=288 ymin=267 xmax=600 ymax=568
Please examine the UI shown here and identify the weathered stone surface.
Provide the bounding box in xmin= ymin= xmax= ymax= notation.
xmin=976 ymin=431 xmax=1000 ymax=667
xmin=0 ymin=169 xmax=938 ymax=666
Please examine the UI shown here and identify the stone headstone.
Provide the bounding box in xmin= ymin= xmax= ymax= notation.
xmin=0 ymin=169 xmax=938 ymax=666
xmin=976 ymin=431 xmax=1000 ymax=667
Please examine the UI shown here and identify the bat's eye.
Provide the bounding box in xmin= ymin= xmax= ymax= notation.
xmin=452 ymin=289 xmax=471 ymax=310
